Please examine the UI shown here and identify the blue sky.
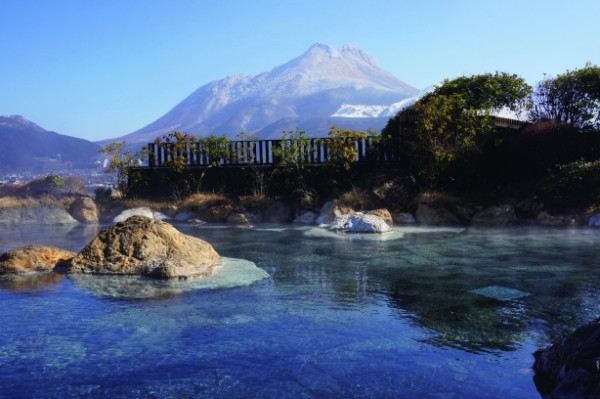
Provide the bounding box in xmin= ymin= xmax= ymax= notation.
xmin=1 ymin=0 xmax=599 ymax=141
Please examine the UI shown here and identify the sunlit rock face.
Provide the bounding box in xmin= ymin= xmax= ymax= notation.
xmin=69 ymin=197 xmax=99 ymax=223
xmin=67 ymin=215 xmax=222 ymax=279
xmin=0 ymin=245 xmax=76 ymax=274
xmin=533 ymin=318 xmax=600 ymax=399
xmin=0 ymin=206 xmax=79 ymax=225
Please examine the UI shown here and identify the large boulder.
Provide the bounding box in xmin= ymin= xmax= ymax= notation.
xmin=0 ymin=245 xmax=76 ymax=274
xmin=471 ymin=205 xmax=517 ymax=226
xmin=316 ymin=200 xmax=354 ymax=225
xmin=366 ymin=208 xmax=393 ymax=227
xmin=415 ymin=203 xmax=460 ymax=226
xmin=112 ymin=207 xmax=171 ymax=223
xmin=533 ymin=318 xmax=600 ymax=398
xmin=69 ymin=197 xmax=99 ymax=223
xmin=67 ymin=215 xmax=222 ymax=279
xmin=0 ymin=206 xmax=79 ymax=225
xmin=321 ymin=213 xmax=392 ymax=234
xmin=537 ymin=211 xmax=569 ymax=227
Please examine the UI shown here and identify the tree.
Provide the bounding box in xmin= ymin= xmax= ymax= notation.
xmin=100 ymin=141 xmax=147 ymax=196
xmin=382 ymin=72 xmax=531 ymax=181
xmin=531 ymin=63 xmax=600 ymax=130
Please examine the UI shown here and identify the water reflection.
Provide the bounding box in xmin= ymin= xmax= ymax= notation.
xmin=0 ymin=272 xmax=64 ymax=293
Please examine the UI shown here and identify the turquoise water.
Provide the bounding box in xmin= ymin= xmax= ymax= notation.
xmin=1 ymin=223 xmax=599 ymax=398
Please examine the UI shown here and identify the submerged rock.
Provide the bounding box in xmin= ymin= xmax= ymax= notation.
xmin=0 ymin=245 xmax=76 ymax=274
xmin=70 ymin=257 xmax=269 ymax=299
xmin=533 ymin=318 xmax=600 ymax=398
xmin=112 ymin=207 xmax=171 ymax=223
xmin=321 ymin=213 xmax=392 ymax=234
xmin=67 ymin=215 xmax=222 ymax=279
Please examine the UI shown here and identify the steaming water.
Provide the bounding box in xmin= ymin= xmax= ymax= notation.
xmin=1 ymin=223 xmax=599 ymax=398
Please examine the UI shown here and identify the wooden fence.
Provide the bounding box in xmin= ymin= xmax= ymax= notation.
xmin=147 ymin=136 xmax=392 ymax=168
xmin=145 ymin=116 xmax=526 ymax=168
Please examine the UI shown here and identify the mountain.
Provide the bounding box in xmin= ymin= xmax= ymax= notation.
xmin=106 ymin=43 xmax=419 ymax=143
xmin=0 ymin=115 xmax=101 ymax=172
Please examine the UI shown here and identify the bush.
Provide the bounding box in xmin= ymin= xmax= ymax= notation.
xmin=542 ymin=159 xmax=600 ymax=210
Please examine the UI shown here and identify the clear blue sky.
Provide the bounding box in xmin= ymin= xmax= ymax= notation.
xmin=1 ymin=0 xmax=599 ymax=141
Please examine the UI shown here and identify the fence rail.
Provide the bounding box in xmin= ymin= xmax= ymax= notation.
xmin=147 ymin=136 xmax=393 ymax=168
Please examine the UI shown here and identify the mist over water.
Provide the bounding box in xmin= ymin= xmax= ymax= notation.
xmin=1 ymin=223 xmax=599 ymax=397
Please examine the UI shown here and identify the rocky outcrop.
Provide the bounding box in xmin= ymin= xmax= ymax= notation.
xmin=293 ymin=210 xmax=318 ymax=224
xmin=69 ymin=197 xmax=99 ymax=223
xmin=0 ymin=245 xmax=76 ymax=274
xmin=112 ymin=207 xmax=171 ymax=223
xmin=533 ymin=318 xmax=600 ymax=398
xmin=67 ymin=215 xmax=222 ymax=279
xmin=415 ymin=203 xmax=459 ymax=226
xmin=264 ymin=201 xmax=291 ymax=223
xmin=516 ymin=197 xmax=544 ymax=219
xmin=392 ymin=212 xmax=417 ymax=225
xmin=0 ymin=206 xmax=79 ymax=225
xmin=321 ymin=213 xmax=392 ymax=233
xmin=226 ymin=208 xmax=253 ymax=225
xmin=316 ymin=200 xmax=354 ymax=225
xmin=471 ymin=205 xmax=517 ymax=226
xmin=537 ymin=211 xmax=569 ymax=227
xmin=588 ymin=213 xmax=600 ymax=227
xmin=366 ymin=208 xmax=393 ymax=227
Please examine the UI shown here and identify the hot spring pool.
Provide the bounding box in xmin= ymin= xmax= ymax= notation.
xmin=1 ymin=223 xmax=599 ymax=398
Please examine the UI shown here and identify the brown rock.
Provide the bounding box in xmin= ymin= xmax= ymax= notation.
xmin=0 ymin=245 xmax=76 ymax=274
xmin=366 ymin=208 xmax=393 ymax=227
xmin=67 ymin=215 xmax=222 ymax=279
xmin=471 ymin=205 xmax=517 ymax=226
xmin=316 ymin=200 xmax=354 ymax=224
xmin=196 ymin=203 xmax=232 ymax=222
xmin=69 ymin=197 xmax=99 ymax=223
xmin=415 ymin=203 xmax=460 ymax=226
xmin=392 ymin=212 xmax=417 ymax=225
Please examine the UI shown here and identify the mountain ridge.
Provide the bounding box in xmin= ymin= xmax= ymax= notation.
xmin=0 ymin=115 xmax=101 ymax=172
xmin=103 ymin=43 xmax=419 ymax=143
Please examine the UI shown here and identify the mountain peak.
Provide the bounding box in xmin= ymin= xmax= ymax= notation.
xmin=0 ymin=114 xmax=47 ymax=133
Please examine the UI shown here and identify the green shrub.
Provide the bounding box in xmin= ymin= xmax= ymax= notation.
xmin=542 ymin=159 xmax=600 ymax=210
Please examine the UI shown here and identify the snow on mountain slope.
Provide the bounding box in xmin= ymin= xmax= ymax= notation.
xmin=104 ymin=43 xmax=419 ymax=143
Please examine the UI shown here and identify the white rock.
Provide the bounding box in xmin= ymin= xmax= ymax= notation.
xmin=588 ymin=213 xmax=600 ymax=227
xmin=112 ymin=207 xmax=172 ymax=223
xmin=321 ymin=213 xmax=392 ymax=234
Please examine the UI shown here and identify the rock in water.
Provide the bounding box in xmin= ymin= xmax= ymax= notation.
xmin=316 ymin=200 xmax=354 ymax=224
xmin=67 ymin=215 xmax=222 ymax=279
xmin=69 ymin=197 xmax=99 ymax=223
xmin=533 ymin=318 xmax=600 ymax=398
xmin=0 ymin=245 xmax=76 ymax=274
xmin=112 ymin=207 xmax=171 ymax=223
xmin=321 ymin=213 xmax=392 ymax=233
xmin=471 ymin=205 xmax=517 ymax=226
